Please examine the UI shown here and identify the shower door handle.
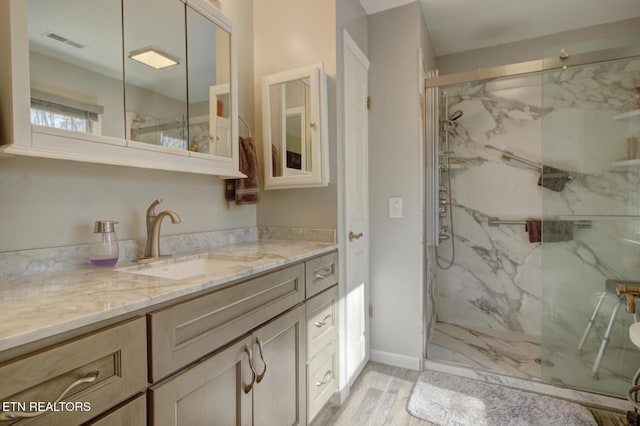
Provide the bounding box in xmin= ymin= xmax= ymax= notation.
xmin=349 ymin=231 xmax=363 ymax=242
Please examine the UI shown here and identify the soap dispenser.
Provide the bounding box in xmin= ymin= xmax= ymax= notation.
xmin=90 ymin=220 xmax=119 ymax=267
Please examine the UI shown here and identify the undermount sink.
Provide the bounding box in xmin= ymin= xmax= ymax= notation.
xmin=630 ymin=323 xmax=640 ymax=349
xmin=118 ymin=252 xmax=263 ymax=280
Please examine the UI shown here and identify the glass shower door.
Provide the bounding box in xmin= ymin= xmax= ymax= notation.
xmin=541 ymin=38 xmax=640 ymax=396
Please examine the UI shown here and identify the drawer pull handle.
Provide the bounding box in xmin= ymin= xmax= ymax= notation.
xmin=314 ymin=314 xmax=332 ymax=328
xmin=255 ymin=336 xmax=267 ymax=384
xmin=314 ymin=267 xmax=333 ymax=280
xmin=0 ymin=370 xmax=99 ymax=420
xmin=315 ymin=370 xmax=332 ymax=387
xmin=243 ymin=344 xmax=257 ymax=394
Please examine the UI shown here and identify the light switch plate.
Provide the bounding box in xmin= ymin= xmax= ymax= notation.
xmin=389 ymin=197 xmax=403 ymax=218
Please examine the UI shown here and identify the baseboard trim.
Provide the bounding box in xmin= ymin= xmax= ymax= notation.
xmin=370 ymin=349 xmax=421 ymax=371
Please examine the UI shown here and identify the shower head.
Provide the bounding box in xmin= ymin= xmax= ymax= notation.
xmin=449 ymin=110 xmax=463 ymax=121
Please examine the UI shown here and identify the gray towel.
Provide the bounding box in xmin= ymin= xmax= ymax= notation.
xmin=538 ymin=166 xmax=570 ymax=191
xmin=543 ymin=220 xmax=573 ymax=242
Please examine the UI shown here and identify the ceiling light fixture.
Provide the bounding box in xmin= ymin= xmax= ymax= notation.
xmin=129 ymin=47 xmax=179 ymax=70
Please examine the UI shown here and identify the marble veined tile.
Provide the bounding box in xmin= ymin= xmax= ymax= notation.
xmin=429 ymin=322 xmax=541 ymax=380
xmin=429 ymin=321 xmax=640 ymax=400
xmin=0 ymin=226 xmax=336 ymax=279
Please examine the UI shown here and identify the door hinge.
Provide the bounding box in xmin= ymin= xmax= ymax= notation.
xmin=366 ymin=96 xmax=371 ymax=110
xmin=369 ymin=303 xmax=373 ymax=317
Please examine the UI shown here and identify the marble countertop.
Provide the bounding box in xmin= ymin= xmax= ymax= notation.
xmin=0 ymin=240 xmax=337 ymax=353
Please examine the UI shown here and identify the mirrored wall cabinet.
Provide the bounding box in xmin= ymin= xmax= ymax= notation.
xmin=0 ymin=0 xmax=243 ymax=177
xmin=262 ymin=63 xmax=329 ymax=189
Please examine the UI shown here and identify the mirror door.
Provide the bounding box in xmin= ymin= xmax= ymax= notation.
xmin=28 ymin=0 xmax=125 ymax=140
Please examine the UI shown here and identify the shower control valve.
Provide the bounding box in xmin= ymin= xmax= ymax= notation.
xmin=439 ymin=198 xmax=448 ymax=206
xmin=439 ymin=163 xmax=449 ymax=172
xmin=439 ymin=185 xmax=448 ymax=193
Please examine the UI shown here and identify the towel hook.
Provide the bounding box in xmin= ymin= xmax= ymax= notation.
xmin=239 ymin=116 xmax=252 ymax=138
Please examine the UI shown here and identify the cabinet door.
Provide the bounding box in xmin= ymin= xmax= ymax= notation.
xmin=252 ymin=305 xmax=306 ymax=426
xmin=149 ymin=336 xmax=254 ymax=426
xmin=87 ymin=394 xmax=146 ymax=426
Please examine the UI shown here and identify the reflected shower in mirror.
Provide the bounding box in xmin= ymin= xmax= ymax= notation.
xmin=187 ymin=6 xmax=232 ymax=157
xmin=28 ymin=0 xmax=125 ymax=139
xmin=124 ymin=0 xmax=187 ymax=150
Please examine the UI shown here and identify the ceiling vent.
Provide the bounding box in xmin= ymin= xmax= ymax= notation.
xmin=45 ymin=32 xmax=85 ymax=49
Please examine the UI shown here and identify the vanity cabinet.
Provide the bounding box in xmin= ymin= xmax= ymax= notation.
xmin=148 ymin=263 xmax=305 ymax=382
xmin=0 ymin=318 xmax=147 ymax=425
xmin=0 ymin=250 xmax=338 ymax=425
xmin=150 ymin=306 xmax=306 ymax=426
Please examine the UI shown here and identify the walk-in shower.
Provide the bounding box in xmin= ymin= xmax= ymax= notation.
xmin=424 ymin=37 xmax=640 ymax=399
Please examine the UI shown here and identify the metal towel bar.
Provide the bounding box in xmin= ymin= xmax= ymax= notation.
xmin=500 ymin=150 xmax=574 ymax=180
xmin=488 ymin=217 xmax=591 ymax=228
xmin=239 ymin=116 xmax=252 ymax=138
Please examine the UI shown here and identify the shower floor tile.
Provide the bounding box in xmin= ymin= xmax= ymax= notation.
xmin=429 ymin=321 xmax=640 ymax=397
xmin=429 ymin=322 xmax=542 ymax=380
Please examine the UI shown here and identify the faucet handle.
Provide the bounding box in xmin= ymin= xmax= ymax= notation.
xmin=147 ymin=198 xmax=162 ymax=219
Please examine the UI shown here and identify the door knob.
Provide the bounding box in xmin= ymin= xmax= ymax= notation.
xmin=349 ymin=231 xmax=363 ymax=242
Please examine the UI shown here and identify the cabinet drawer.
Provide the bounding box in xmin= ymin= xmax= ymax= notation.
xmin=149 ymin=263 xmax=305 ymax=381
xmin=305 ymin=252 xmax=338 ymax=298
xmin=307 ymin=339 xmax=338 ymax=423
xmin=0 ymin=318 xmax=146 ymax=425
xmin=306 ymin=285 xmax=338 ymax=361
xmin=87 ymin=394 xmax=146 ymax=426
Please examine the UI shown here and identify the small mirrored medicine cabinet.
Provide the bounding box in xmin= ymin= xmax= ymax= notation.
xmin=261 ymin=63 xmax=329 ymax=189
xmin=0 ymin=0 xmax=243 ymax=177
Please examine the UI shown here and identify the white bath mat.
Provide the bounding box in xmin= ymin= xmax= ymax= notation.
xmin=407 ymin=371 xmax=596 ymax=426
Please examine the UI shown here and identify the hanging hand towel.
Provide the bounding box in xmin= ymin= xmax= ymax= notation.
xmin=525 ymin=220 xmax=574 ymax=243
xmin=542 ymin=220 xmax=574 ymax=242
xmin=538 ymin=166 xmax=570 ymax=191
xmin=525 ymin=220 xmax=542 ymax=243
xmin=225 ymin=137 xmax=260 ymax=204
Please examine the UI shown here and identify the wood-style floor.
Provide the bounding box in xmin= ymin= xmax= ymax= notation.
xmin=311 ymin=362 xmax=629 ymax=426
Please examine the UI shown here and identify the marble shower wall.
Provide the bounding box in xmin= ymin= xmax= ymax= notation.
xmin=435 ymin=57 xmax=640 ymax=343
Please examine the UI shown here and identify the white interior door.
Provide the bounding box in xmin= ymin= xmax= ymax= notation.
xmin=343 ymin=30 xmax=370 ymax=386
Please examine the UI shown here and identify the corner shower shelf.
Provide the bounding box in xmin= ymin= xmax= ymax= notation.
xmin=612 ymin=109 xmax=640 ymax=123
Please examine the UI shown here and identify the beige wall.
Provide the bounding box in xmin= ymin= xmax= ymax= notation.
xmin=437 ymin=17 xmax=640 ymax=75
xmin=253 ymin=0 xmax=338 ymax=229
xmin=368 ymin=1 xmax=435 ymax=367
xmin=0 ymin=0 xmax=255 ymax=252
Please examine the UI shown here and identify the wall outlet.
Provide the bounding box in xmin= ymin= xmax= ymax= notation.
xmin=389 ymin=197 xmax=403 ymax=218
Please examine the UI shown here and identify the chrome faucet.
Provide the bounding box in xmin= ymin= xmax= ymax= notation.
xmin=143 ymin=198 xmax=181 ymax=260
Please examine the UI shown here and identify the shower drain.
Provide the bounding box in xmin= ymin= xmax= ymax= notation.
xmin=534 ymin=357 xmax=555 ymax=367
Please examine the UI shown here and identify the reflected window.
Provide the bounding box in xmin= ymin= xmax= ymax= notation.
xmin=30 ymin=95 xmax=102 ymax=134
